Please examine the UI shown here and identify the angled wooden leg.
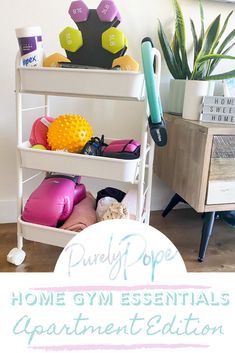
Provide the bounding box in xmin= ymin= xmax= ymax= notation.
xmin=162 ymin=193 xmax=187 ymax=217
xmin=198 ymin=211 xmax=216 ymax=262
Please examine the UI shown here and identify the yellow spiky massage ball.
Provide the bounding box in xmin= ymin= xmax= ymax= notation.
xmin=47 ymin=114 xmax=93 ymax=153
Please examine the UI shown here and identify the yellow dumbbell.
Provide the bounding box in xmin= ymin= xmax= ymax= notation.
xmin=102 ymin=27 xmax=127 ymax=54
xmin=112 ymin=55 xmax=139 ymax=72
xmin=59 ymin=26 xmax=83 ymax=53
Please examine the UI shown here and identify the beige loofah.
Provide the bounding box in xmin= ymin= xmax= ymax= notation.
xmin=101 ymin=201 xmax=129 ymax=221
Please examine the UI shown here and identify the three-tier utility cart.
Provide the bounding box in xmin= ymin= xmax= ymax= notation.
xmin=7 ymin=47 xmax=161 ymax=266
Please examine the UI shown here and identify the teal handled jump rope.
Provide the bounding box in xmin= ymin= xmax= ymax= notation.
xmin=141 ymin=37 xmax=167 ymax=146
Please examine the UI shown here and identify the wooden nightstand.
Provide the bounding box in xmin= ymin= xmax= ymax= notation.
xmin=155 ymin=114 xmax=235 ymax=261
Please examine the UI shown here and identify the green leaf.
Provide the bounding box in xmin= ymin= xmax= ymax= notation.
xmin=209 ymin=42 xmax=235 ymax=74
xmin=190 ymin=19 xmax=199 ymax=63
xmin=190 ymin=62 xmax=207 ymax=80
xmin=216 ymin=29 xmax=235 ymax=55
xmin=197 ymin=53 xmax=235 ymax=63
xmin=172 ymin=32 xmax=183 ymax=72
xmin=198 ymin=0 xmax=205 ymax=49
xmin=173 ymin=0 xmax=186 ymax=48
xmin=208 ymin=30 xmax=235 ymax=74
xmin=191 ymin=15 xmax=221 ymax=79
xmin=222 ymin=42 xmax=235 ymax=54
xmin=173 ymin=0 xmax=191 ymax=77
xmin=198 ymin=15 xmax=221 ymax=58
xmin=158 ymin=21 xmax=184 ymax=79
xmin=212 ymin=10 xmax=233 ymax=52
xmin=197 ymin=53 xmax=235 ymax=79
xmin=205 ymin=69 xmax=235 ymax=80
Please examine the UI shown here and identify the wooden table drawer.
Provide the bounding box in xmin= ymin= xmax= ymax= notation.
xmin=206 ymin=135 xmax=235 ymax=204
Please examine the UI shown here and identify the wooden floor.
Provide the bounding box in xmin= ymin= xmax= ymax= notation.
xmin=0 ymin=209 xmax=235 ymax=272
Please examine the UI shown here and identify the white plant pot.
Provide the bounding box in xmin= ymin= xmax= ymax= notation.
xmin=167 ymin=79 xmax=186 ymax=115
xmin=182 ymin=80 xmax=215 ymax=120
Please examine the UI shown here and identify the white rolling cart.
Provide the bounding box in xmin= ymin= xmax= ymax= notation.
xmin=7 ymin=47 xmax=162 ymax=266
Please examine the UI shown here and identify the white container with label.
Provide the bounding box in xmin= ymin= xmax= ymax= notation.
xmin=15 ymin=26 xmax=44 ymax=67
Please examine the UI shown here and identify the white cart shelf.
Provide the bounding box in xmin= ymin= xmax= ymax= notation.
xmin=19 ymin=141 xmax=142 ymax=182
xmin=7 ymin=56 xmax=156 ymax=266
xmin=18 ymin=65 xmax=145 ymax=100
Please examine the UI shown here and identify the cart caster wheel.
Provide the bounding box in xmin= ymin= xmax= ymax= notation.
xmin=7 ymin=248 xmax=26 ymax=266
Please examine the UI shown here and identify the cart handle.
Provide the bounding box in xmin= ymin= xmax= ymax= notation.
xmin=141 ymin=37 xmax=167 ymax=146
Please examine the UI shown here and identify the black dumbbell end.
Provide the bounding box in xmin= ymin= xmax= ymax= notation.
xmin=141 ymin=37 xmax=154 ymax=47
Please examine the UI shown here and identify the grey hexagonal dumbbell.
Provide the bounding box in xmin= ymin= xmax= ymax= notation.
xmin=69 ymin=0 xmax=89 ymax=23
xmin=97 ymin=0 xmax=121 ymax=22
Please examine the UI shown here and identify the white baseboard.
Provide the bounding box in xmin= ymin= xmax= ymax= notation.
xmin=0 ymin=200 xmax=17 ymax=223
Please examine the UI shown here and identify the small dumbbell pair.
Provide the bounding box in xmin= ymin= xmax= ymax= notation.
xmin=69 ymin=0 xmax=121 ymax=23
xmin=60 ymin=25 xmax=128 ymax=55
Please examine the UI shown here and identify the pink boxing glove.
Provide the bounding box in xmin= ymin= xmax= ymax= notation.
xmin=22 ymin=174 xmax=85 ymax=227
xmin=29 ymin=116 xmax=54 ymax=149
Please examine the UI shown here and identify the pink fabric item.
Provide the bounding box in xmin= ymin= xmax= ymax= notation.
xmin=29 ymin=116 xmax=54 ymax=149
xmin=22 ymin=177 xmax=79 ymax=227
xmin=60 ymin=192 xmax=97 ymax=232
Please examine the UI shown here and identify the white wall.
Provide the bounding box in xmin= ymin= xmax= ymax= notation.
xmin=1 ymin=0 xmax=235 ymax=222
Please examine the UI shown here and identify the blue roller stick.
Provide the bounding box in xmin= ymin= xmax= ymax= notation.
xmin=141 ymin=37 xmax=167 ymax=146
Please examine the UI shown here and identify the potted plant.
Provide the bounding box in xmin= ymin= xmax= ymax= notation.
xmin=158 ymin=0 xmax=235 ymax=118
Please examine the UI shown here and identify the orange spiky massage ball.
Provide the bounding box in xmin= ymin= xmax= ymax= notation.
xmin=47 ymin=114 xmax=93 ymax=153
